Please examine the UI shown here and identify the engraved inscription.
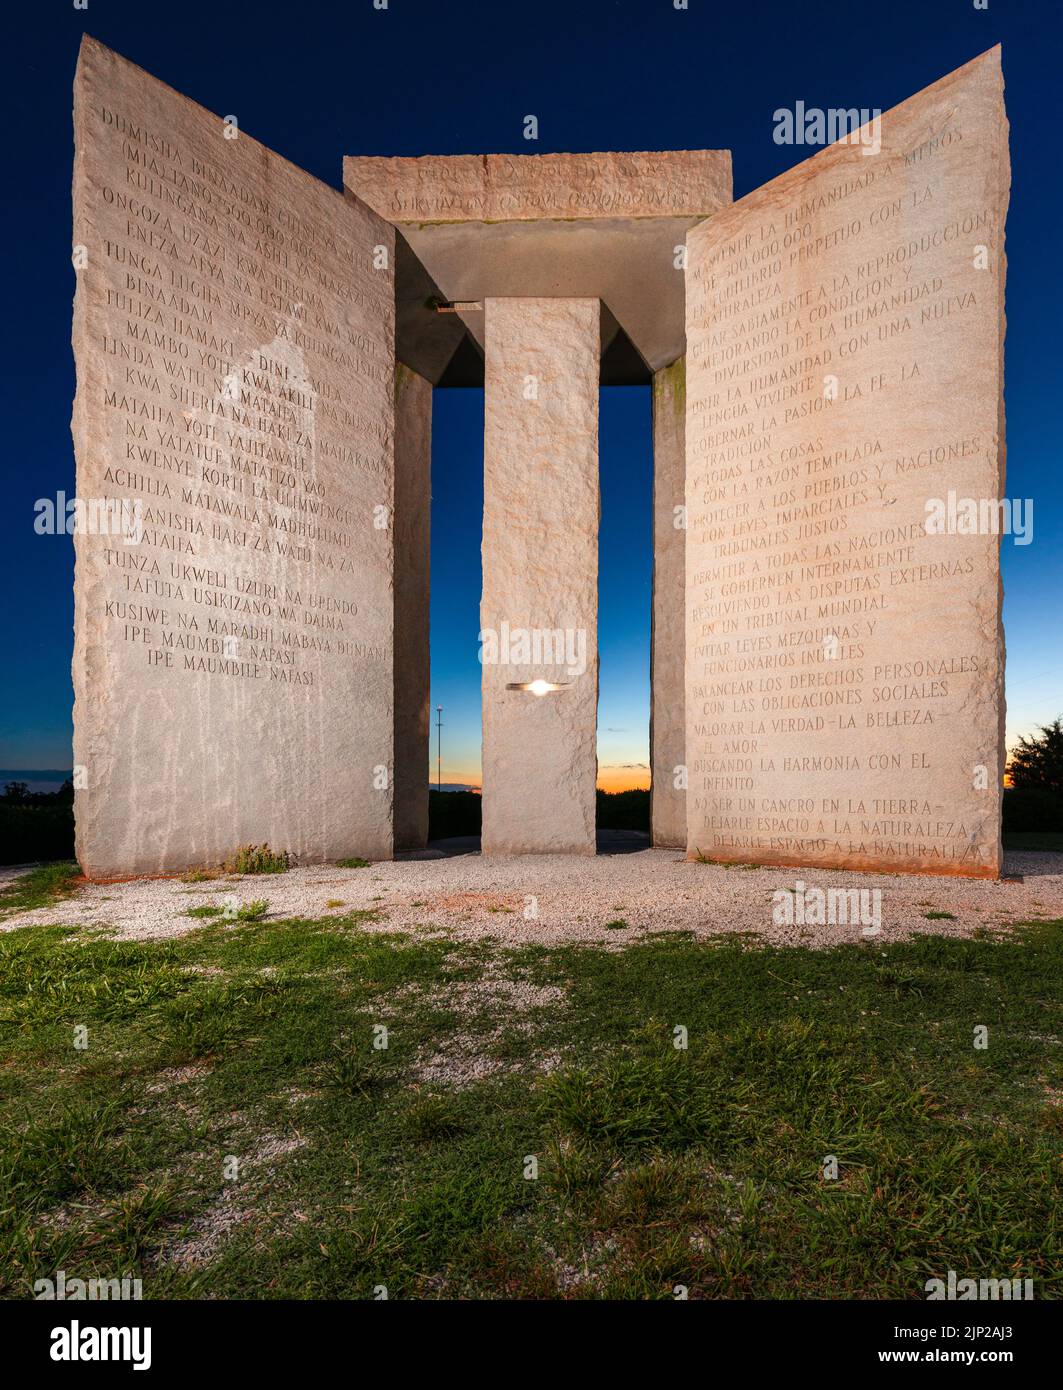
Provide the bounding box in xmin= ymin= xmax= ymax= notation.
xmin=684 ymin=51 xmax=1008 ymax=877
xmin=344 ymin=151 xmax=732 ymax=223
xmin=72 ymin=38 xmax=395 ymax=873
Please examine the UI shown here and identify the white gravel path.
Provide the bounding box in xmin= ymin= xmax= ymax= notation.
xmin=2 ymin=849 xmax=1061 ymax=949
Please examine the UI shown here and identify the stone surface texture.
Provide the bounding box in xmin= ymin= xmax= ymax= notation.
xmin=344 ymin=151 xmax=731 ymax=223
xmin=72 ymin=37 xmax=396 ymax=876
xmin=651 ymin=359 xmax=687 ymax=848
xmin=343 ymin=152 xmax=733 ymax=376
xmin=480 ymin=299 xmax=600 ymax=855
xmin=685 ymin=49 xmax=1009 ymax=878
xmin=393 ymin=363 xmax=431 ymax=848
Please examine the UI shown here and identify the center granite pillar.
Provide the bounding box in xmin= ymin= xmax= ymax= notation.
xmin=481 ymin=298 xmax=600 ymax=855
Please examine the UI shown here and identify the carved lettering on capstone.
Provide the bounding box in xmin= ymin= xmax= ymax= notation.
xmin=684 ymin=49 xmax=1009 ymax=877
xmin=72 ymin=37 xmax=395 ymax=874
xmin=344 ymin=151 xmax=732 ymax=223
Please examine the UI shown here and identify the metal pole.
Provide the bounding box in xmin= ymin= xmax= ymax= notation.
xmin=436 ymin=705 xmax=443 ymax=792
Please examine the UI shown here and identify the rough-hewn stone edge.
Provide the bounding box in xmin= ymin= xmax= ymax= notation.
xmin=393 ymin=363 xmax=431 ymax=850
xmin=651 ymin=359 xmax=686 ymax=848
xmin=71 ymin=35 xmax=398 ymax=875
xmin=990 ymin=48 xmax=1011 ymax=882
xmin=683 ymin=47 xmax=1009 ymax=881
xmin=690 ymin=48 xmax=1005 ymax=248
xmin=342 ymin=149 xmax=733 ymax=225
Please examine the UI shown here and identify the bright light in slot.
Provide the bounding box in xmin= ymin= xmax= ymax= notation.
xmin=528 ymin=679 xmax=553 ymax=697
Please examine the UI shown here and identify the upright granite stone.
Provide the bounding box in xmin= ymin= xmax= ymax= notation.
xmin=685 ymin=49 xmax=1009 ymax=877
xmin=651 ymin=359 xmax=687 ymax=848
xmin=393 ymin=362 xmax=431 ymax=849
xmin=72 ymin=37 xmax=396 ymax=876
xmin=481 ymin=298 xmax=600 ymax=855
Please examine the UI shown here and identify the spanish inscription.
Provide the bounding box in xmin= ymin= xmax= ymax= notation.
xmin=685 ymin=50 xmax=1009 ymax=877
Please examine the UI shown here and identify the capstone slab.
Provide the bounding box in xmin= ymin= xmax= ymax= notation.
xmin=344 ymin=150 xmax=731 ymax=223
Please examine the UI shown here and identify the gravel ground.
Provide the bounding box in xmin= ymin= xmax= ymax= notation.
xmin=2 ymin=849 xmax=1061 ymax=948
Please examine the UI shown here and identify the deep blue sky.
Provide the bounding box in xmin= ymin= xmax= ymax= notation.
xmin=2 ymin=0 xmax=1060 ymax=787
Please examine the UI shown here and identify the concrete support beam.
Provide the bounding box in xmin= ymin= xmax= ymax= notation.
xmin=481 ymin=298 xmax=600 ymax=855
xmin=651 ymin=359 xmax=686 ymax=848
xmin=393 ymin=363 xmax=432 ymax=849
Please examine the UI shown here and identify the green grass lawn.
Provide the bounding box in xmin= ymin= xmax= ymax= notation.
xmin=0 ymin=887 xmax=1060 ymax=1299
xmin=0 ymin=861 xmax=80 ymax=920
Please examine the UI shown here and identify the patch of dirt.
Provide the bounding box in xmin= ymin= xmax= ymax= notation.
xmin=424 ymin=891 xmax=521 ymax=913
xmin=158 ymin=1133 xmax=307 ymax=1269
xmin=409 ymin=965 xmax=566 ymax=1087
xmin=146 ymin=1063 xmax=213 ymax=1093
xmin=5 ymin=849 xmax=1060 ymax=950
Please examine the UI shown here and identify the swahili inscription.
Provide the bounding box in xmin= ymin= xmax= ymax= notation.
xmin=72 ymin=36 xmax=396 ymax=874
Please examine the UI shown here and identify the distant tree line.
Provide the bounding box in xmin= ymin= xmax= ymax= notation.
xmin=426 ymin=788 xmax=650 ymax=841
xmin=3 ymin=720 xmax=1060 ymax=867
xmin=1004 ymin=717 xmax=1063 ymax=831
xmin=1 ymin=779 xmax=75 ymax=865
